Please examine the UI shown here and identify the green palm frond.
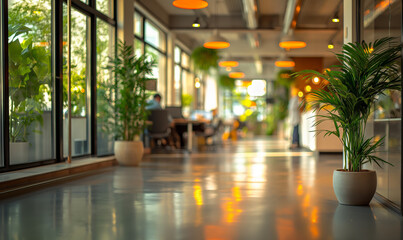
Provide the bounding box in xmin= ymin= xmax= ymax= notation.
xmin=293 ymin=37 xmax=401 ymax=171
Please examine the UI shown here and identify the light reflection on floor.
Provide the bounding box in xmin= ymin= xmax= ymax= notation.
xmin=0 ymin=138 xmax=402 ymax=240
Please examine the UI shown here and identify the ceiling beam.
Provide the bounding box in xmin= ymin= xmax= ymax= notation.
xmin=171 ymin=28 xmax=338 ymax=34
xmin=169 ymin=15 xmax=279 ymax=29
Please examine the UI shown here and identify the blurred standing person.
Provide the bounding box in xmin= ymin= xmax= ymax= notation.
xmin=289 ymin=87 xmax=301 ymax=149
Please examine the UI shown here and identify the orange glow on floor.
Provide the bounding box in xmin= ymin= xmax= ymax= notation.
xmin=194 ymin=185 xmax=204 ymax=206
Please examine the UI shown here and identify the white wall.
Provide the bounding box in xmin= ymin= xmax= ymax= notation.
xmin=204 ymin=75 xmax=218 ymax=111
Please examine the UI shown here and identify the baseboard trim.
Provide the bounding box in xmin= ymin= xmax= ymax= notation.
xmin=374 ymin=192 xmax=402 ymax=215
xmin=0 ymin=158 xmax=117 ymax=198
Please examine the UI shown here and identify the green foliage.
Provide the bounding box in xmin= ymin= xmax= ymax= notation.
xmin=63 ymin=68 xmax=87 ymax=116
xmin=266 ymin=100 xmax=288 ymax=136
xmin=8 ymin=0 xmax=51 ymax=42
xmin=218 ymin=75 xmax=235 ymax=90
xmin=101 ymin=40 xmax=156 ymax=141
xmin=8 ymin=22 xmax=51 ymax=142
xmin=294 ymin=37 xmax=401 ymax=171
xmin=266 ymin=72 xmax=292 ymax=136
xmin=191 ymin=46 xmax=219 ymax=73
xmin=276 ymin=69 xmax=295 ymax=88
xmin=181 ymin=94 xmax=193 ymax=107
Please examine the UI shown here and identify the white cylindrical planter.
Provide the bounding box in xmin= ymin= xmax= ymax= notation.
xmin=333 ymin=169 xmax=377 ymax=205
xmin=114 ymin=140 xmax=144 ymax=166
xmin=10 ymin=142 xmax=29 ymax=164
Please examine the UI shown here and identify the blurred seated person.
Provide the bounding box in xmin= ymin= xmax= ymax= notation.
xmin=197 ymin=109 xmax=223 ymax=145
xmin=146 ymin=93 xmax=177 ymax=148
xmin=146 ymin=93 xmax=162 ymax=110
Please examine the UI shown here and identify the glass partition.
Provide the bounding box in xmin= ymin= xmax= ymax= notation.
xmin=360 ymin=0 xmax=402 ymax=209
xmin=361 ymin=0 xmax=401 ymax=119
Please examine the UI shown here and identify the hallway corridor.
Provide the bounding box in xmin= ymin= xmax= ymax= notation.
xmin=1 ymin=138 xmax=402 ymax=239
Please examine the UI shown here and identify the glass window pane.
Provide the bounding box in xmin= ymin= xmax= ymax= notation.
xmin=135 ymin=38 xmax=144 ymax=56
xmin=97 ymin=0 xmax=114 ymax=18
xmin=8 ymin=0 xmax=53 ymax=165
xmin=63 ymin=7 xmax=91 ymax=157
xmin=174 ymin=65 xmax=181 ymax=106
xmin=96 ymin=19 xmax=115 ymax=156
xmin=361 ymin=0 xmax=401 ymax=119
xmin=145 ymin=46 xmax=166 ymax=103
xmin=174 ymin=46 xmax=181 ymax=64
xmin=144 ymin=20 xmax=166 ymax=52
xmin=134 ymin=12 xmax=143 ymax=38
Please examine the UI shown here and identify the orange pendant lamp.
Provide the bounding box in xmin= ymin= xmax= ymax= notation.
xmin=203 ymin=31 xmax=230 ymax=49
xmin=219 ymin=61 xmax=239 ymax=68
xmin=173 ymin=0 xmax=208 ymax=9
xmin=279 ymin=34 xmax=306 ymax=49
xmin=275 ymin=54 xmax=295 ymax=68
xmin=229 ymin=72 xmax=245 ymax=78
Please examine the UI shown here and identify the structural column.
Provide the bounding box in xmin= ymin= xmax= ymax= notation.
xmin=117 ymin=0 xmax=134 ymax=46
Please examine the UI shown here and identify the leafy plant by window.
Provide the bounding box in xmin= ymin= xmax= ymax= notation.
xmin=191 ymin=46 xmax=219 ymax=73
xmin=218 ymin=75 xmax=235 ymax=90
xmin=8 ymin=0 xmax=52 ymax=142
xmin=181 ymin=94 xmax=193 ymax=107
xmin=295 ymin=37 xmax=401 ymax=171
xmin=101 ymin=40 xmax=156 ymax=141
xmin=266 ymin=70 xmax=295 ymax=136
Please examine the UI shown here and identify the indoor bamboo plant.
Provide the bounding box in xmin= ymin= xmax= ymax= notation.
xmin=295 ymin=37 xmax=401 ymax=205
xmin=103 ymin=40 xmax=155 ymax=166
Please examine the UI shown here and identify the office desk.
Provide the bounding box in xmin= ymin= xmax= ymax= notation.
xmin=173 ymin=119 xmax=207 ymax=152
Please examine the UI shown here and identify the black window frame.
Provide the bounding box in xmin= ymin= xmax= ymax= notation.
xmin=134 ymin=10 xmax=168 ymax=105
xmin=0 ymin=0 xmax=117 ymax=172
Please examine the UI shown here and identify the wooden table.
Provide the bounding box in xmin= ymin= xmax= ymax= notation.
xmin=173 ymin=119 xmax=207 ymax=152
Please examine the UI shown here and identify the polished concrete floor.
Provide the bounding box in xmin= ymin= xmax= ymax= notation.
xmin=1 ymin=138 xmax=402 ymax=240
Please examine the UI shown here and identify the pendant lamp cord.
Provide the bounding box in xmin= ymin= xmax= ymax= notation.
xmin=388 ymin=0 xmax=391 ymax=37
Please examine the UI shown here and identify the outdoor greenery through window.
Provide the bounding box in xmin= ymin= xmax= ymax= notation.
xmin=1 ymin=0 xmax=117 ymax=170
xmin=63 ymin=6 xmax=91 ymax=157
xmin=134 ymin=39 xmax=143 ymax=57
xmin=135 ymin=11 xmax=167 ymax=105
xmin=145 ymin=46 xmax=166 ymax=102
xmin=97 ymin=19 xmax=115 ymax=156
xmin=144 ymin=20 xmax=166 ymax=52
xmin=134 ymin=12 xmax=143 ymax=38
xmin=8 ymin=0 xmax=54 ymax=165
xmin=97 ymin=0 xmax=114 ymax=18
xmin=174 ymin=64 xmax=181 ymax=106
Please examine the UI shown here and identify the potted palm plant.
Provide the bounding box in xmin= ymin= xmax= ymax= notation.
xmin=102 ymin=40 xmax=155 ymax=166
xmin=295 ymin=37 xmax=401 ymax=205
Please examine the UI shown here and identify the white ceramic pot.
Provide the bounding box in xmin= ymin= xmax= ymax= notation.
xmin=114 ymin=140 xmax=144 ymax=166
xmin=333 ymin=169 xmax=377 ymax=206
xmin=10 ymin=142 xmax=29 ymax=164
